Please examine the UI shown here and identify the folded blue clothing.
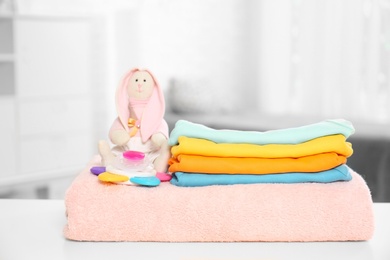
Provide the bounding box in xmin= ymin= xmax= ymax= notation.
xmin=170 ymin=165 xmax=352 ymax=187
xmin=169 ymin=119 xmax=355 ymax=146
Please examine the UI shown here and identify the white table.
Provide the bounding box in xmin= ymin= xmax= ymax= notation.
xmin=0 ymin=200 xmax=389 ymax=260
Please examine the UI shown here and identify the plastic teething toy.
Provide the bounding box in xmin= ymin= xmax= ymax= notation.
xmin=123 ymin=151 xmax=145 ymax=161
xmin=110 ymin=150 xmax=153 ymax=173
xmin=98 ymin=172 xmax=129 ymax=183
xmin=96 ymin=150 xmax=157 ymax=186
xmin=156 ymin=172 xmax=172 ymax=182
xmin=130 ymin=176 xmax=161 ymax=187
xmin=90 ymin=166 xmax=106 ymax=176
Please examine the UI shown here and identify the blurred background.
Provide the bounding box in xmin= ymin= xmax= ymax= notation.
xmin=0 ymin=0 xmax=389 ymax=201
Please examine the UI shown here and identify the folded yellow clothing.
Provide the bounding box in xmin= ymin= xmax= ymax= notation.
xmin=171 ymin=135 xmax=353 ymax=159
xmin=168 ymin=152 xmax=347 ymax=174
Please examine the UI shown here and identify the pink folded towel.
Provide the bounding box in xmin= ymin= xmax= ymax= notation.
xmin=64 ymin=156 xmax=374 ymax=242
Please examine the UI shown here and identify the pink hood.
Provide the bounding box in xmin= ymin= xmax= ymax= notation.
xmin=115 ymin=68 xmax=168 ymax=143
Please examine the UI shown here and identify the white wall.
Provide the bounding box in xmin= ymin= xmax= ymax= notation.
xmin=256 ymin=0 xmax=390 ymax=123
xmin=111 ymin=0 xmax=258 ymax=113
xmin=10 ymin=0 xmax=390 ymax=123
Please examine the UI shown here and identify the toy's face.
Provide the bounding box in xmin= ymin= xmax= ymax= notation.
xmin=127 ymin=71 xmax=154 ymax=100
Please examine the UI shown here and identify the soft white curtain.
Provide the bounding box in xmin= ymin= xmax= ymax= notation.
xmin=257 ymin=0 xmax=390 ymax=123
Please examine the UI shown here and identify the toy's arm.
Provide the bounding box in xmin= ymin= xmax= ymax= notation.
xmin=151 ymin=132 xmax=168 ymax=148
xmin=151 ymin=132 xmax=170 ymax=173
xmin=150 ymin=120 xmax=170 ymax=172
xmin=109 ymin=117 xmax=130 ymax=146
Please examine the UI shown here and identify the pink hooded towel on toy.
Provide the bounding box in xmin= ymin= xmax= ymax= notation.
xmin=110 ymin=68 xmax=169 ymax=143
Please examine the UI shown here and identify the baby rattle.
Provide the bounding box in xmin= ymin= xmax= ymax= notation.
xmin=96 ymin=68 xmax=171 ymax=186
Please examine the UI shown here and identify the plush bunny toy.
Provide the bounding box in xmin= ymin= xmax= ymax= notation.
xmin=98 ymin=68 xmax=171 ymax=185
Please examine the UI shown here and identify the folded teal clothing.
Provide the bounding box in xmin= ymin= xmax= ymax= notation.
xmin=170 ymin=164 xmax=352 ymax=187
xmin=168 ymin=119 xmax=355 ymax=146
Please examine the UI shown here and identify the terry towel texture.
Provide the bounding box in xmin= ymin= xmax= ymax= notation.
xmin=64 ymin=156 xmax=374 ymax=242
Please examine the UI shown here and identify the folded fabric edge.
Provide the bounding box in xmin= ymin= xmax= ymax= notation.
xmin=170 ymin=164 xmax=352 ymax=187
xmin=168 ymin=119 xmax=355 ymax=146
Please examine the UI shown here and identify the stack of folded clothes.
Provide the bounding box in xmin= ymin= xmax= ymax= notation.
xmin=168 ymin=119 xmax=356 ymax=187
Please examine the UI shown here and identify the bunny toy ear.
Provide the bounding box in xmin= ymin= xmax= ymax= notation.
xmin=115 ymin=68 xmax=140 ymax=132
xmin=139 ymin=69 xmax=167 ymax=142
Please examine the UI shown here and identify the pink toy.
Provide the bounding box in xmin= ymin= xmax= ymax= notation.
xmin=97 ymin=68 xmax=171 ymax=185
xmin=156 ymin=172 xmax=172 ymax=182
xmin=123 ymin=151 xmax=145 ymax=161
xmin=113 ymin=68 xmax=168 ymax=143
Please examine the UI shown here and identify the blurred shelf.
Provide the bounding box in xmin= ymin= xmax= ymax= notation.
xmin=0 ymin=53 xmax=14 ymax=61
xmin=0 ymin=15 xmax=98 ymax=198
xmin=0 ymin=166 xmax=80 ymax=188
